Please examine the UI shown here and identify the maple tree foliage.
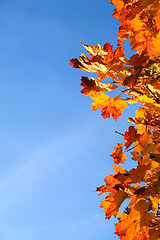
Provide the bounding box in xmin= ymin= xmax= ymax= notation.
xmin=70 ymin=0 xmax=160 ymax=239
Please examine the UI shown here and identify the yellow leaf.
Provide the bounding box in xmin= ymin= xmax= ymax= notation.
xmin=139 ymin=131 xmax=152 ymax=147
xmin=91 ymin=93 xmax=128 ymax=120
xmin=113 ymin=164 xmax=126 ymax=174
xmin=137 ymin=124 xmax=146 ymax=135
xmin=100 ymin=191 xmax=128 ymax=219
xmin=150 ymin=196 xmax=159 ymax=214
xmin=139 ymin=95 xmax=155 ymax=104
xmin=111 ymin=143 xmax=128 ymax=164
xmin=135 ymin=107 xmax=146 ymax=119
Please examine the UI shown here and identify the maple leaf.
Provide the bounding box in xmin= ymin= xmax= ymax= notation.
xmin=123 ymin=74 xmax=138 ymax=88
xmin=100 ymin=191 xmax=128 ymax=219
xmin=129 ymin=53 xmax=149 ymax=67
xmin=113 ymin=164 xmax=127 ymax=174
xmin=124 ymin=126 xmax=138 ymax=149
xmin=114 ymin=163 xmax=152 ymax=186
xmin=96 ymin=185 xmax=113 ymax=196
xmin=70 ymin=42 xmax=131 ymax=83
xmin=131 ymin=151 xmax=143 ymax=162
xmin=150 ymin=196 xmax=160 ymax=215
xmin=91 ymin=92 xmax=129 ymax=120
xmin=104 ymin=174 xmax=121 ymax=187
xmin=139 ymin=131 xmax=152 ymax=147
xmin=150 ymin=153 xmax=160 ymax=164
xmin=80 ymin=76 xmax=117 ymax=96
xmin=149 ymin=228 xmax=160 ymax=240
xmin=111 ymin=143 xmax=127 ymax=164
xmin=115 ymin=200 xmax=152 ymax=240
xmin=96 ymin=174 xmax=121 ymax=195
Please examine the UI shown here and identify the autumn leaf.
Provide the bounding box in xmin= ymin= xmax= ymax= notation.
xmin=124 ymin=126 xmax=138 ymax=149
xmin=91 ymin=92 xmax=129 ymax=120
xmin=131 ymin=151 xmax=143 ymax=162
xmin=129 ymin=53 xmax=149 ymax=67
xmin=104 ymin=174 xmax=121 ymax=187
xmin=70 ymin=42 xmax=131 ymax=83
xmin=150 ymin=196 xmax=160 ymax=214
xmin=80 ymin=76 xmax=117 ymax=96
xmin=100 ymin=191 xmax=128 ymax=219
xmin=115 ymin=200 xmax=152 ymax=240
xmin=139 ymin=131 xmax=152 ymax=147
xmin=111 ymin=143 xmax=127 ymax=164
xmin=96 ymin=174 xmax=122 ymax=195
xmin=113 ymin=164 xmax=127 ymax=174
xmin=123 ymin=74 xmax=138 ymax=88
xmin=114 ymin=163 xmax=152 ymax=185
xmin=150 ymin=153 xmax=160 ymax=163
xmin=137 ymin=124 xmax=147 ymax=135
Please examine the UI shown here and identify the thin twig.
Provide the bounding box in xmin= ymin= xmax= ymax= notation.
xmin=126 ymin=142 xmax=140 ymax=152
xmin=145 ymin=84 xmax=160 ymax=103
xmin=115 ymin=131 xmax=124 ymax=136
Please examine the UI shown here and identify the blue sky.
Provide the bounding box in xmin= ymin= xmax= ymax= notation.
xmin=0 ymin=1 xmax=139 ymax=240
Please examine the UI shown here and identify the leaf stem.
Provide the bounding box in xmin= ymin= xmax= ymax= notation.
xmin=115 ymin=131 xmax=124 ymax=136
xmin=126 ymin=142 xmax=140 ymax=152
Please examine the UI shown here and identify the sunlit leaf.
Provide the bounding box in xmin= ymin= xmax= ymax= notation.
xmin=111 ymin=143 xmax=128 ymax=164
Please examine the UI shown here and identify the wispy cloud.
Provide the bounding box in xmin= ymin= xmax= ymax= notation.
xmin=0 ymin=124 xmax=94 ymax=213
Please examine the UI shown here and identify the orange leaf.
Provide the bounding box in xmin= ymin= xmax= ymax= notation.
xmin=104 ymin=174 xmax=121 ymax=189
xmin=91 ymin=93 xmax=129 ymax=120
xmin=80 ymin=76 xmax=117 ymax=96
xmin=139 ymin=131 xmax=152 ymax=147
xmin=100 ymin=191 xmax=128 ymax=219
xmin=70 ymin=42 xmax=131 ymax=82
xmin=115 ymin=200 xmax=152 ymax=240
xmin=113 ymin=164 xmax=127 ymax=174
xmin=124 ymin=126 xmax=138 ymax=149
xmin=111 ymin=143 xmax=127 ymax=164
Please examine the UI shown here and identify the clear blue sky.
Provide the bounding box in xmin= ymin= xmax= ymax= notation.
xmin=0 ymin=1 xmax=138 ymax=240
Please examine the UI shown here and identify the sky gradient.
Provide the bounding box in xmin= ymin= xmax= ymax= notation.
xmin=0 ymin=1 xmax=139 ymax=239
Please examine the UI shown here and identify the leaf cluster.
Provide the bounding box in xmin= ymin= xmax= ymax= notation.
xmin=70 ymin=0 xmax=160 ymax=239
